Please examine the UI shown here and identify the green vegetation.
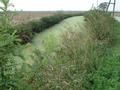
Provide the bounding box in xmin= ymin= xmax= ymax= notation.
xmin=89 ymin=21 xmax=120 ymax=90
xmin=84 ymin=10 xmax=120 ymax=90
xmin=0 ymin=0 xmax=21 ymax=89
xmin=16 ymin=13 xmax=83 ymax=44
xmin=13 ymin=10 xmax=117 ymax=90
xmin=84 ymin=10 xmax=114 ymax=45
xmin=0 ymin=0 xmax=120 ymax=89
xmin=13 ymin=26 xmax=99 ymax=90
xmin=21 ymin=16 xmax=85 ymax=62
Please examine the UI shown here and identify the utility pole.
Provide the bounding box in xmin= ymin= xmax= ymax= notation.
xmin=106 ymin=0 xmax=116 ymax=17
xmin=113 ymin=0 xmax=116 ymax=16
xmin=106 ymin=0 xmax=111 ymax=12
xmin=97 ymin=0 xmax=117 ymax=31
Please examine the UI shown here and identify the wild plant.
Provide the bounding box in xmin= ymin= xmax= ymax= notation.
xmin=18 ymin=26 xmax=104 ymax=90
xmin=0 ymin=0 xmax=21 ymax=89
xmin=84 ymin=9 xmax=114 ymax=46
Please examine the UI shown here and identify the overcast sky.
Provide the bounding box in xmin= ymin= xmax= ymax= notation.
xmin=9 ymin=0 xmax=120 ymax=11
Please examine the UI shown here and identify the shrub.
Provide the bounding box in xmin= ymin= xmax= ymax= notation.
xmin=84 ymin=9 xmax=114 ymax=46
xmin=16 ymin=22 xmax=35 ymax=44
xmin=0 ymin=0 xmax=22 ymax=89
xmin=89 ymin=19 xmax=120 ymax=90
xmin=90 ymin=52 xmax=120 ymax=90
xmin=13 ymin=50 xmax=47 ymax=90
xmin=84 ymin=11 xmax=120 ymax=90
xmin=47 ymin=30 xmax=105 ymax=90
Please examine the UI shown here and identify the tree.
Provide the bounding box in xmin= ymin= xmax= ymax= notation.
xmin=0 ymin=0 xmax=21 ymax=89
xmin=98 ymin=2 xmax=108 ymax=11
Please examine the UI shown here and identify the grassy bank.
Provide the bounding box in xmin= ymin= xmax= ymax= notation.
xmin=10 ymin=10 xmax=118 ymax=90
xmin=1 ymin=0 xmax=119 ymax=89
xmin=14 ymin=18 xmax=99 ymax=90
xmin=19 ymin=16 xmax=85 ymax=64
xmin=1 ymin=8 xmax=119 ymax=89
xmin=89 ymin=20 xmax=120 ymax=90
xmin=13 ymin=10 xmax=116 ymax=89
xmin=16 ymin=13 xmax=83 ymax=44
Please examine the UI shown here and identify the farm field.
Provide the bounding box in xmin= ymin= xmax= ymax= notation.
xmin=12 ymin=11 xmax=84 ymax=24
xmin=12 ymin=11 xmax=120 ymax=24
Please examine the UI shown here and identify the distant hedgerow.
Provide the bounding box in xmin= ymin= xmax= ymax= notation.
xmin=16 ymin=13 xmax=83 ymax=44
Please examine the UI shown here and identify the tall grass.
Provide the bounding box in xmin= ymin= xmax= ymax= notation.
xmin=89 ymin=21 xmax=120 ymax=90
xmin=7 ymin=10 xmax=115 ymax=89
xmin=84 ymin=9 xmax=114 ymax=46
xmin=48 ymin=30 xmax=103 ymax=89
xmin=14 ymin=24 xmax=105 ymax=90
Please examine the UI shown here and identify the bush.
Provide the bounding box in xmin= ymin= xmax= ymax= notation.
xmin=84 ymin=9 xmax=114 ymax=46
xmin=89 ymin=19 xmax=120 ymax=90
xmin=48 ymin=31 xmax=102 ymax=89
xmin=84 ymin=11 xmax=120 ymax=90
xmin=0 ymin=0 xmax=23 ymax=89
xmin=16 ymin=23 xmax=35 ymax=44
xmin=90 ymin=52 xmax=120 ymax=90
xmin=16 ymin=13 xmax=83 ymax=44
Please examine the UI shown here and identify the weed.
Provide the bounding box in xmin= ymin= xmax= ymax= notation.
xmin=84 ymin=9 xmax=114 ymax=46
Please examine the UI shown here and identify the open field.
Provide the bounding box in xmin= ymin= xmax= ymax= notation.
xmin=13 ymin=11 xmax=55 ymax=24
xmin=12 ymin=11 xmax=85 ymax=24
xmin=12 ymin=11 xmax=120 ymax=24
